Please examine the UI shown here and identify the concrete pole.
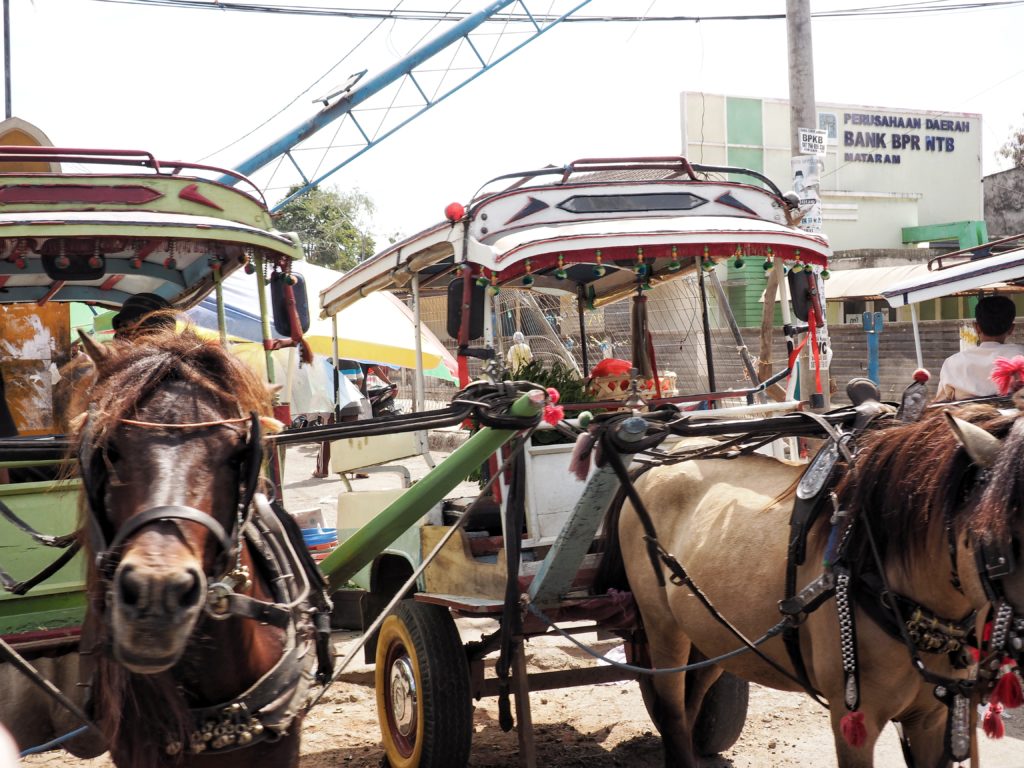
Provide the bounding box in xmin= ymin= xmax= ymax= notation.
xmin=786 ymin=0 xmax=816 ymax=155
xmin=786 ymin=0 xmax=830 ymax=408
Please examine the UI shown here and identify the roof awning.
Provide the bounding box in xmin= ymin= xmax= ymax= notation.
xmin=761 ymin=263 xmax=932 ymax=303
xmin=822 ymin=264 xmax=932 ymax=301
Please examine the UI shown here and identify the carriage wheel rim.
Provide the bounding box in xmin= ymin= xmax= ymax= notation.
xmin=384 ymin=642 xmax=418 ymax=756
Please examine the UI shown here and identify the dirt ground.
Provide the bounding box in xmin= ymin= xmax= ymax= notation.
xmin=18 ymin=442 xmax=1024 ymax=767
xmin=20 ymin=623 xmax=1024 ymax=768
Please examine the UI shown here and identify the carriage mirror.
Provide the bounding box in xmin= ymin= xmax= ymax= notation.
xmin=787 ymin=269 xmax=811 ymax=322
xmin=270 ymin=271 xmax=311 ymax=337
xmin=943 ymin=411 xmax=1000 ymax=468
xmin=446 ymin=278 xmax=485 ymax=341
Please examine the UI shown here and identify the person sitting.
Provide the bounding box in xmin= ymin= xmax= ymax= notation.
xmin=935 ymin=294 xmax=1024 ymax=401
xmin=111 ymin=293 xmax=174 ymax=340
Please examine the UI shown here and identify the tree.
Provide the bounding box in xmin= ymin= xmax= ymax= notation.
xmin=273 ymin=186 xmax=376 ymax=271
xmin=998 ymin=117 xmax=1024 ymax=168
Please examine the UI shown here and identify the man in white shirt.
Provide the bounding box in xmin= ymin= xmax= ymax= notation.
xmin=935 ymin=295 xmax=1024 ymax=400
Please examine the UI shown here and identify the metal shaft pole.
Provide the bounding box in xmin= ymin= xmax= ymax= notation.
xmin=697 ymin=258 xmax=717 ymax=397
xmin=577 ymin=285 xmax=589 ymax=376
xmin=708 ymin=270 xmax=763 ymax=401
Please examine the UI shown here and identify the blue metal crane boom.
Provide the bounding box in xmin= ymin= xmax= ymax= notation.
xmin=227 ymin=0 xmax=593 ymax=211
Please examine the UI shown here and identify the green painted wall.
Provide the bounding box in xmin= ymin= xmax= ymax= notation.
xmin=723 ymin=97 xmax=770 ymax=323
xmin=726 ymin=97 xmax=763 ymax=145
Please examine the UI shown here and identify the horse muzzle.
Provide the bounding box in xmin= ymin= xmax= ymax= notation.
xmin=109 ymin=560 xmax=208 ymax=673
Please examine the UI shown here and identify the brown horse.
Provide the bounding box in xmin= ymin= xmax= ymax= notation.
xmin=609 ymin=404 xmax=1024 ymax=767
xmin=71 ymin=327 xmax=332 ymax=768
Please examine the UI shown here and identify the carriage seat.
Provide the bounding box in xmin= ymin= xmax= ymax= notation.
xmin=328 ymin=430 xmax=434 ymax=491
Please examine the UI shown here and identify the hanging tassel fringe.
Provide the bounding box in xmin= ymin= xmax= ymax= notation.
xmin=569 ymin=429 xmax=597 ymax=481
xmin=840 ymin=711 xmax=867 ymax=747
xmin=992 ymin=667 xmax=1023 ymax=709
xmin=983 ymin=702 xmax=1006 ymax=739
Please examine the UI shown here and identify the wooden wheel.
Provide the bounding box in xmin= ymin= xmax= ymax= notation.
xmin=374 ymin=600 xmax=472 ymax=768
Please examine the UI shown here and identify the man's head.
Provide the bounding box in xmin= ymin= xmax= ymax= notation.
xmin=513 ymin=331 xmax=525 ymax=345
xmin=974 ymin=295 xmax=1017 ymax=340
xmin=112 ymin=293 xmax=174 ymax=339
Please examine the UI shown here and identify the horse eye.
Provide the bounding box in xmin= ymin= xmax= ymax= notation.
xmin=105 ymin=443 xmax=122 ymax=464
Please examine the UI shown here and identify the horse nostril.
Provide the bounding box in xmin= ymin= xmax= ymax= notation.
xmin=166 ymin=568 xmax=203 ymax=611
xmin=117 ymin=565 xmax=143 ymax=608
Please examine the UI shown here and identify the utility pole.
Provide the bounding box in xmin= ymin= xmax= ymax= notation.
xmin=3 ymin=0 xmax=10 ymax=119
xmin=787 ymin=0 xmax=815 ymax=158
xmin=785 ymin=0 xmax=830 ymax=409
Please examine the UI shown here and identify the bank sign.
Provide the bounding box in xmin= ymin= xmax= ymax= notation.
xmin=841 ymin=110 xmax=972 ymax=164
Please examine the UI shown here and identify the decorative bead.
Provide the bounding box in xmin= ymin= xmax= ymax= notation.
xmin=821 ymin=269 xmax=830 ymax=279
xmin=763 ymin=259 xmax=773 ymax=271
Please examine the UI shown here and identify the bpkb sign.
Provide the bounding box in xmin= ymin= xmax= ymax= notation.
xmin=799 ymin=127 xmax=827 ymax=156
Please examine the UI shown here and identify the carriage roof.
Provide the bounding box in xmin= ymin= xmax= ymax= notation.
xmin=0 ymin=147 xmax=304 ymax=312
xmin=319 ymin=156 xmax=832 ymax=316
xmin=882 ymin=232 xmax=1024 ymax=306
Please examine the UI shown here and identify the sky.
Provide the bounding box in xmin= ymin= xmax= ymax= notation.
xmin=6 ymin=0 xmax=1024 ymax=247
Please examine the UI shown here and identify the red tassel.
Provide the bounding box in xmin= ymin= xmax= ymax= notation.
xmin=840 ymin=711 xmax=867 ymax=747
xmin=543 ymin=404 xmax=565 ymax=426
xmin=993 ymin=668 xmax=1023 ymax=709
xmin=991 ymin=355 xmax=1024 ymax=396
xmin=983 ymin=702 xmax=1005 ymax=739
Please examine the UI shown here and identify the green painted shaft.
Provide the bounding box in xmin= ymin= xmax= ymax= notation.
xmin=321 ymin=391 xmax=543 ymax=590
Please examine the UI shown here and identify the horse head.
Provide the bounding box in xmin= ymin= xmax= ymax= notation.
xmin=948 ymin=409 xmax=1024 ymax=642
xmin=74 ymin=328 xmax=272 ymax=675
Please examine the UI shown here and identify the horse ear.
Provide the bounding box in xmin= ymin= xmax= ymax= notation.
xmin=944 ymin=410 xmax=1000 ymax=468
xmin=77 ymin=330 xmax=112 ymax=373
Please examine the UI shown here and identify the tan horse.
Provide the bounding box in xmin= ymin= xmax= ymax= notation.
xmin=611 ymin=404 xmax=1024 ymax=767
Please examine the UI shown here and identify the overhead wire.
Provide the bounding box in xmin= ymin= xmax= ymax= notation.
xmin=87 ymin=0 xmax=1024 ymax=22
xmin=198 ymin=0 xmax=405 ymax=162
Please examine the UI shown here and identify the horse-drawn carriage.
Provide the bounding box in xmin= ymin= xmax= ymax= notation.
xmin=0 ymin=145 xmax=310 ymax=759
xmin=4 ymin=150 xmax=1024 ymax=768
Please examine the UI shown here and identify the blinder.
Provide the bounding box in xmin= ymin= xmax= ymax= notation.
xmin=78 ymin=410 xmax=264 ymax=582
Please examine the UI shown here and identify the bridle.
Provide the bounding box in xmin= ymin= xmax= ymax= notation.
xmin=77 ymin=406 xmax=335 ymax=755
xmin=78 ymin=410 xmax=264 ymax=590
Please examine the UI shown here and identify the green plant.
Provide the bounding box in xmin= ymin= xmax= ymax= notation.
xmin=515 ymin=359 xmax=594 ymax=405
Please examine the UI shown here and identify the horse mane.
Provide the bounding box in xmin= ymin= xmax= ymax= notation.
xmin=835 ymin=403 xmax=1014 ymax=573
xmin=71 ymin=325 xmax=275 ymax=766
xmin=71 ymin=325 xmax=273 ymax=443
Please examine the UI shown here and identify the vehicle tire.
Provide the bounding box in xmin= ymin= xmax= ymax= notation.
xmin=693 ymin=671 xmax=749 ymax=756
xmin=375 ymin=600 xmax=472 ymax=768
